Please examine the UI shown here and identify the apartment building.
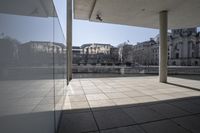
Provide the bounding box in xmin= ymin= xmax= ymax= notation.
xmin=130 ymin=28 xmax=200 ymax=66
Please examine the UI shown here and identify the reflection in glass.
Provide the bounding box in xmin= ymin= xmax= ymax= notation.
xmin=0 ymin=0 xmax=66 ymax=133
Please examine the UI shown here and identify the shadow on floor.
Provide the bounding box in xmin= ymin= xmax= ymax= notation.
xmin=169 ymin=75 xmax=200 ymax=81
xmin=59 ymin=96 xmax=200 ymax=133
xmin=167 ymin=82 xmax=200 ymax=92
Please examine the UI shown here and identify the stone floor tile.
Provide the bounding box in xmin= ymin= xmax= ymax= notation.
xmin=84 ymin=89 xmax=102 ymax=94
xmin=168 ymin=92 xmax=190 ymax=99
xmin=101 ymin=88 xmax=119 ymax=93
xmin=148 ymin=103 xmax=189 ymax=118
xmin=105 ymin=92 xmax=129 ymax=99
xmin=100 ymin=125 xmax=145 ymax=133
xmin=59 ymin=112 xmax=98 ymax=133
xmin=169 ymin=100 xmax=200 ymax=113
xmin=115 ymin=87 xmax=133 ymax=92
xmin=141 ymin=120 xmax=190 ymax=133
xmin=173 ymin=115 xmax=200 ymax=133
xmin=133 ymin=96 xmax=158 ymax=103
xmin=152 ymin=94 xmax=174 ymax=100
xmin=86 ymin=94 xmax=109 ymax=101
xmin=93 ymin=109 xmax=136 ymax=130
xmin=67 ymin=90 xmax=85 ymax=95
xmin=70 ymin=101 xmax=90 ymax=109
xmin=112 ymin=98 xmax=138 ymax=105
xmin=139 ymin=89 xmax=162 ymax=95
xmin=123 ymin=106 xmax=165 ymax=123
xmin=157 ymin=88 xmax=182 ymax=94
xmin=69 ymin=95 xmax=87 ymax=102
xmin=123 ymin=91 xmax=146 ymax=97
xmin=82 ymin=86 xmax=97 ymax=90
xmin=88 ymin=99 xmax=115 ymax=108
xmin=182 ymin=91 xmax=200 ymax=97
xmin=61 ymin=76 xmax=200 ymax=132
xmin=188 ymin=97 xmax=200 ymax=105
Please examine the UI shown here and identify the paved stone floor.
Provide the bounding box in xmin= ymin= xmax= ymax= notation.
xmin=59 ymin=75 xmax=200 ymax=133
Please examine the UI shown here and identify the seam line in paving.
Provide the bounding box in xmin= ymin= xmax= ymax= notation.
xmin=81 ymin=80 xmax=101 ymax=133
xmin=170 ymin=118 xmax=194 ymax=133
xmin=167 ymin=100 xmax=200 ymax=114
xmin=90 ymin=112 xmax=200 ymax=132
xmin=81 ymin=130 xmax=99 ymax=133
xmin=98 ymin=125 xmax=149 ymax=133
xmin=137 ymin=112 xmax=200 ymax=125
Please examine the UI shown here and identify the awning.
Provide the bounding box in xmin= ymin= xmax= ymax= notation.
xmin=0 ymin=0 xmax=55 ymax=17
xmin=74 ymin=0 xmax=200 ymax=29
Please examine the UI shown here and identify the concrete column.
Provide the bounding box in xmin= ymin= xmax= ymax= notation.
xmin=67 ymin=0 xmax=72 ymax=84
xmin=159 ymin=11 xmax=168 ymax=83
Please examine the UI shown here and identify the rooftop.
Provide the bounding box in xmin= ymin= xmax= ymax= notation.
xmin=81 ymin=43 xmax=113 ymax=48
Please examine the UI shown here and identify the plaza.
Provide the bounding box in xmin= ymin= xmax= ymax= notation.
xmin=59 ymin=75 xmax=200 ymax=133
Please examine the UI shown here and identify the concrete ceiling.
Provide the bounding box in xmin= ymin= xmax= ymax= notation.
xmin=0 ymin=0 xmax=55 ymax=17
xmin=74 ymin=0 xmax=200 ymax=29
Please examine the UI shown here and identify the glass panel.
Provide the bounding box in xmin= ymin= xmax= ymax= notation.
xmin=0 ymin=0 xmax=67 ymax=133
xmin=53 ymin=0 xmax=67 ymax=130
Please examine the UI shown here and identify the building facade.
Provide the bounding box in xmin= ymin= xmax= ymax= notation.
xmin=72 ymin=46 xmax=82 ymax=64
xmin=132 ymin=39 xmax=158 ymax=65
xmin=131 ymin=28 xmax=200 ymax=66
xmin=81 ymin=43 xmax=113 ymax=54
xmin=72 ymin=28 xmax=200 ymax=66
xmin=19 ymin=41 xmax=65 ymax=66
xmin=169 ymin=28 xmax=200 ymax=66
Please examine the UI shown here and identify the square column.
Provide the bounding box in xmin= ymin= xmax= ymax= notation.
xmin=67 ymin=0 xmax=72 ymax=84
xmin=159 ymin=11 xmax=168 ymax=83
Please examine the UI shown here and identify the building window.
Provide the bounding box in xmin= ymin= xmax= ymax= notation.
xmin=195 ymin=61 xmax=198 ymax=66
xmin=192 ymin=52 xmax=194 ymax=58
xmin=176 ymin=53 xmax=179 ymax=59
xmin=192 ymin=44 xmax=195 ymax=50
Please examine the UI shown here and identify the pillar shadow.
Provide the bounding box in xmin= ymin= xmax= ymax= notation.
xmin=166 ymin=82 xmax=200 ymax=92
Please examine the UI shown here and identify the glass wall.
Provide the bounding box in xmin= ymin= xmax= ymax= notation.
xmin=53 ymin=0 xmax=67 ymax=130
xmin=0 ymin=0 xmax=67 ymax=133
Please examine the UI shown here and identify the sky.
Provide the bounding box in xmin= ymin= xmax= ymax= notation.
xmin=1 ymin=0 xmax=159 ymax=46
xmin=73 ymin=20 xmax=159 ymax=47
xmin=53 ymin=0 xmax=159 ymax=47
xmin=1 ymin=0 xmax=199 ymax=46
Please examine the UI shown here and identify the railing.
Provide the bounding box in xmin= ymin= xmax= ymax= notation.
xmin=72 ymin=65 xmax=200 ymax=75
xmin=1 ymin=65 xmax=200 ymax=80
